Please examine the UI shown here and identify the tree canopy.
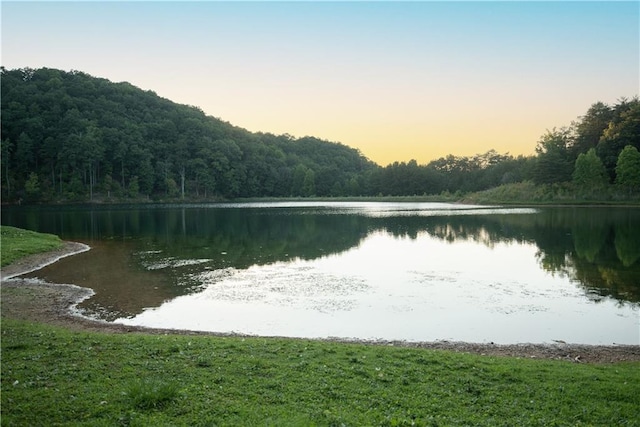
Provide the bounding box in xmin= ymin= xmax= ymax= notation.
xmin=1 ymin=67 xmax=638 ymax=202
xmin=615 ymin=145 xmax=640 ymax=192
xmin=1 ymin=67 xmax=376 ymax=201
xmin=572 ymin=148 xmax=608 ymax=195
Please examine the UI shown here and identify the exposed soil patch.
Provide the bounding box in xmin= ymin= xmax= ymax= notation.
xmin=2 ymin=243 xmax=639 ymax=364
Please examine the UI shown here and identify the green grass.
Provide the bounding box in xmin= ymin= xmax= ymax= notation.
xmin=125 ymin=378 xmax=180 ymax=411
xmin=1 ymin=318 xmax=638 ymax=426
xmin=0 ymin=226 xmax=63 ymax=267
xmin=462 ymin=181 xmax=640 ymax=206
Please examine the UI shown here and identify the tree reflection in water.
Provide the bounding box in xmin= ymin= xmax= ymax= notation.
xmin=3 ymin=204 xmax=639 ymax=311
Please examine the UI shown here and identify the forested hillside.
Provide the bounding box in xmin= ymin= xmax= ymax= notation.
xmin=1 ymin=67 xmax=375 ymax=202
xmin=1 ymin=67 xmax=639 ymax=203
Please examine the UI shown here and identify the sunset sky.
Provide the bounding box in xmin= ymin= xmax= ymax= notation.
xmin=2 ymin=1 xmax=638 ymax=166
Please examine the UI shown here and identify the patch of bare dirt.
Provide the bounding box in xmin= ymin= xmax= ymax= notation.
xmin=1 ymin=243 xmax=639 ymax=363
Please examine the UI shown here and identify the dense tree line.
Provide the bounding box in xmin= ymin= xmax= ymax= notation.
xmin=1 ymin=67 xmax=375 ymax=202
xmin=533 ymin=98 xmax=640 ymax=192
xmin=362 ymin=97 xmax=640 ymax=198
xmin=1 ymin=67 xmax=638 ymax=203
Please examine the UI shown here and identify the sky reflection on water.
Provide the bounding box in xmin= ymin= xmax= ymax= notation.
xmin=116 ymin=229 xmax=639 ymax=345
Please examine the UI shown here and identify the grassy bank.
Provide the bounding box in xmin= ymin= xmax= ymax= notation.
xmin=461 ymin=181 xmax=640 ymax=206
xmin=1 ymin=318 xmax=639 ymax=426
xmin=0 ymin=226 xmax=63 ymax=267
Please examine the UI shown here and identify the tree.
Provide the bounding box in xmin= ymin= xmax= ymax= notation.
xmin=330 ymin=181 xmax=343 ymax=197
xmin=345 ymin=177 xmax=360 ymax=196
xmin=302 ymin=169 xmax=316 ymax=196
xmin=15 ymin=132 xmax=34 ymax=173
xmin=83 ymin=125 xmax=104 ymax=201
xmin=1 ymin=67 xmax=381 ymax=202
xmin=1 ymin=138 xmax=12 ymax=197
xmin=103 ymin=173 xmax=114 ymax=198
xmin=615 ymin=145 xmax=640 ymax=193
xmin=165 ymin=177 xmax=179 ymax=198
xmin=128 ymin=176 xmax=140 ymax=198
xmin=533 ymin=128 xmax=573 ymax=184
xmin=572 ymin=148 xmax=608 ymax=194
xmin=24 ymin=172 xmax=40 ymax=201
xmin=597 ymin=99 xmax=640 ymax=179
xmin=570 ymin=102 xmax=613 ymax=160
xmin=291 ymin=164 xmax=307 ymax=196
xmin=190 ymin=157 xmax=213 ymax=198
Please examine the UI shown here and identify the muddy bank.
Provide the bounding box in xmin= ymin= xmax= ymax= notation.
xmin=1 ymin=243 xmax=639 ymax=363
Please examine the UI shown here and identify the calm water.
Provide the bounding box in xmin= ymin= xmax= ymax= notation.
xmin=2 ymin=202 xmax=639 ymax=345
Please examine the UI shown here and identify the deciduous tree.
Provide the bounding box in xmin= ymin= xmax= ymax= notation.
xmin=572 ymin=148 xmax=609 ymax=193
xmin=532 ymin=128 xmax=573 ymax=184
xmin=615 ymin=145 xmax=640 ymax=193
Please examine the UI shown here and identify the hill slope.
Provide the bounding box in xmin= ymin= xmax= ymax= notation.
xmin=1 ymin=67 xmax=376 ymax=201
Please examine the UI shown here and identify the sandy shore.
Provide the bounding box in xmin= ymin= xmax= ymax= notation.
xmin=1 ymin=242 xmax=639 ymax=363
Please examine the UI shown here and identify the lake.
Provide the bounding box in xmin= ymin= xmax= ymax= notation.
xmin=2 ymin=202 xmax=639 ymax=345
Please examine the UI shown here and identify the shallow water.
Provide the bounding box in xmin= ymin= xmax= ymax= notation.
xmin=3 ymin=202 xmax=639 ymax=344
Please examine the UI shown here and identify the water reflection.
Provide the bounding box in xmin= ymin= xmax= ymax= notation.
xmin=2 ymin=203 xmax=639 ymax=343
xmin=4 ymin=204 xmax=640 ymax=306
xmin=401 ymin=208 xmax=640 ymax=304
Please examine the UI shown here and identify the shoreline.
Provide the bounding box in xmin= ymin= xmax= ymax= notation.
xmin=1 ymin=243 xmax=639 ymax=363
xmin=1 ymin=241 xmax=91 ymax=280
xmin=3 ymin=198 xmax=640 ymax=208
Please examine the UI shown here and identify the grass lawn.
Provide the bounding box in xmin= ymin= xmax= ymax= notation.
xmin=0 ymin=226 xmax=63 ymax=267
xmin=1 ymin=318 xmax=639 ymax=426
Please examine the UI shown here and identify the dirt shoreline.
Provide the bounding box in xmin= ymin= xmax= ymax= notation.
xmin=1 ymin=243 xmax=639 ymax=363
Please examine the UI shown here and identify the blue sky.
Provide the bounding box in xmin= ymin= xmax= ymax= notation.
xmin=2 ymin=1 xmax=638 ymax=165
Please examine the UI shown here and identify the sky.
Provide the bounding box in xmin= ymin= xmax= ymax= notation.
xmin=2 ymin=1 xmax=639 ymax=166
